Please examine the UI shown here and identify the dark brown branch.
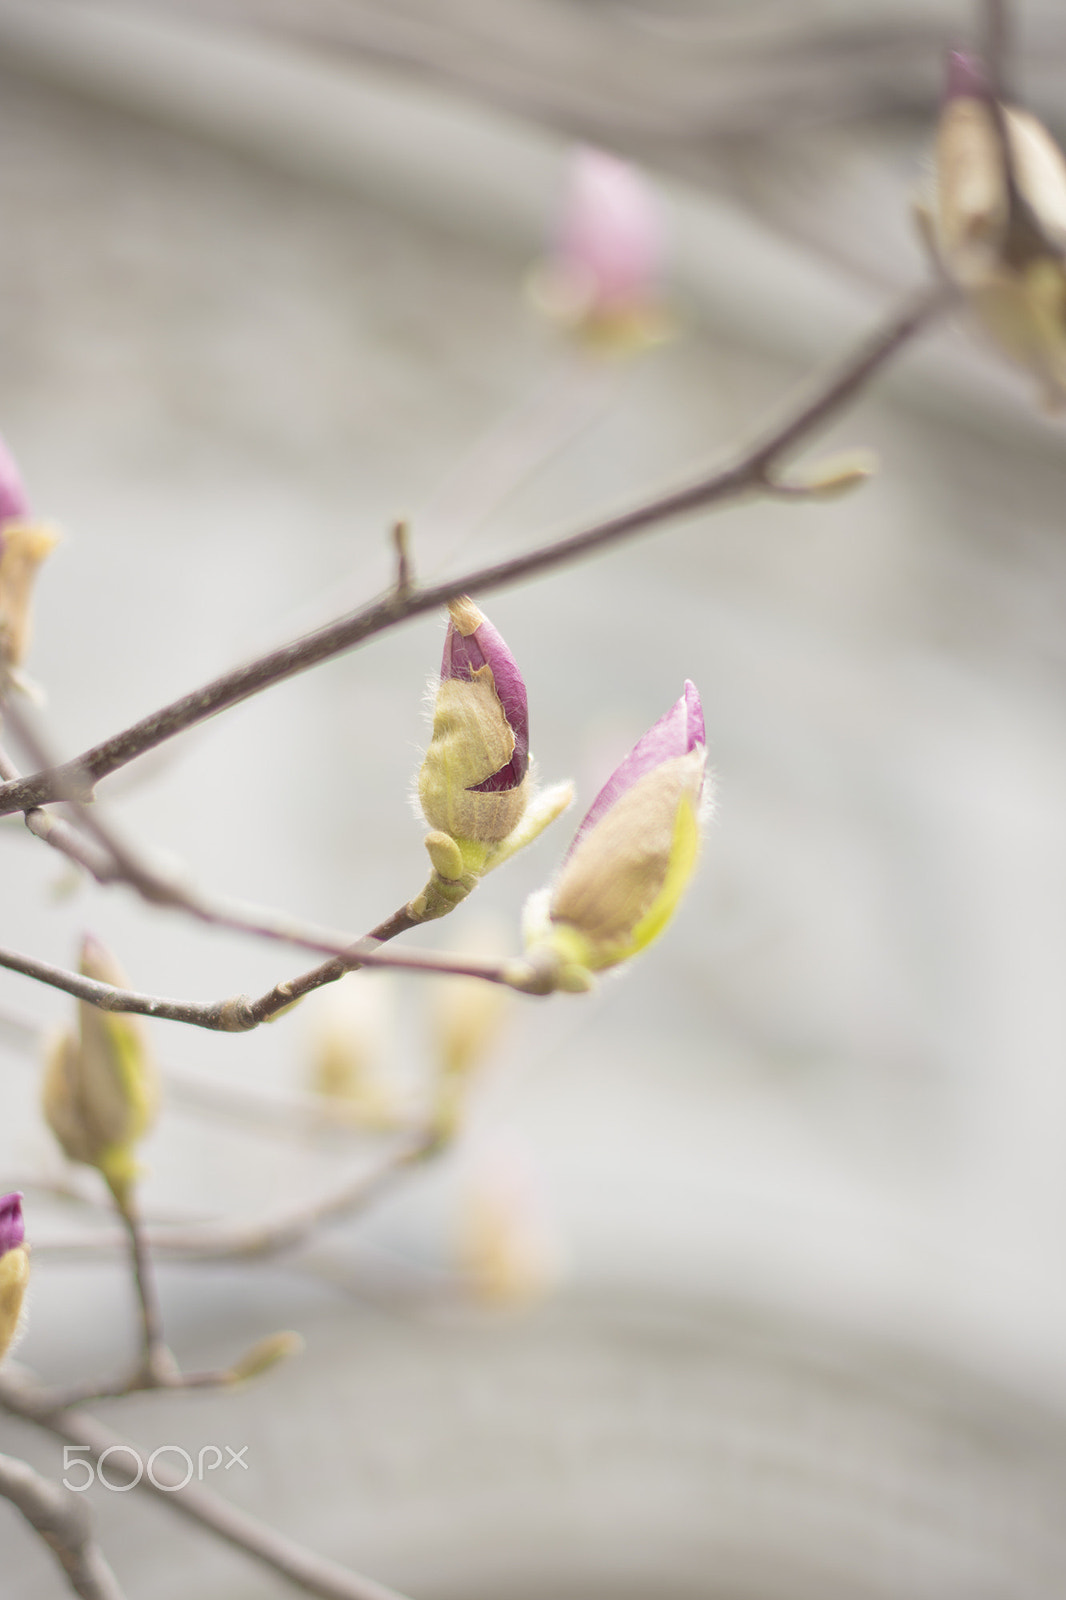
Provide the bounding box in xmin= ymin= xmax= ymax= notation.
xmin=0 ymin=1451 xmax=126 ymax=1600
xmin=0 ymin=1384 xmax=413 ymax=1600
xmin=0 ymin=282 xmax=949 ymax=821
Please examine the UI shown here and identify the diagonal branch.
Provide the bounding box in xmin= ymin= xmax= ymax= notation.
xmin=0 ymin=1384 xmax=414 ymax=1600
xmin=0 ymin=1450 xmax=126 ymax=1600
xmin=0 ymin=281 xmax=950 ymax=820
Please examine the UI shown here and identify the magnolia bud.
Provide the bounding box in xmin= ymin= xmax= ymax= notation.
xmin=0 ymin=1193 xmax=29 ymax=1363
xmin=523 ymin=681 xmax=709 ymax=980
xmin=455 ymin=1143 xmax=559 ymax=1309
xmin=42 ymin=937 xmax=159 ymax=1202
xmin=530 ymin=147 xmax=669 ymax=354
xmin=419 ymin=598 xmax=531 ymax=866
xmin=927 ymin=50 xmax=1066 ymax=407
xmin=0 ymin=430 xmax=59 ymax=671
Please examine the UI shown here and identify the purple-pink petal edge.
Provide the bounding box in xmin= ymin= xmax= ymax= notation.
xmin=0 ymin=431 xmax=30 ymax=527
xmin=441 ymin=614 xmax=530 ymax=792
xmin=945 ymin=49 xmax=989 ymax=102
xmin=0 ymin=1192 xmax=24 ymax=1256
xmin=565 ymin=680 xmax=704 ymax=860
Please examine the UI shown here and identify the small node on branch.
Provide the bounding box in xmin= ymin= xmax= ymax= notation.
xmin=391 ymin=518 xmax=413 ymax=596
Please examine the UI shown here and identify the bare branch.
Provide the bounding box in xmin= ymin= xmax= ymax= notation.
xmin=0 ymin=1385 xmax=414 ymax=1600
xmin=0 ymin=1450 xmax=126 ymax=1600
xmin=0 ymin=282 xmax=949 ymax=820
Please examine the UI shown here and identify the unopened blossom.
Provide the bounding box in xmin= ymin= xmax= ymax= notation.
xmin=42 ymin=937 xmax=159 ymax=1205
xmin=0 ymin=1193 xmax=29 ymax=1363
xmin=926 ymin=49 xmax=1066 ymax=407
xmin=521 ymin=681 xmax=709 ymax=985
xmin=416 ymin=599 xmax=571 ymax=910
xmin=531 ymin=146 xmax=669 ymax=353
xmin=0 ymin=428 xmax=59 ymax=670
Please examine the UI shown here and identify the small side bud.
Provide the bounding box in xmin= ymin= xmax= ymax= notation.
xmin=771 ymin=449 xmax=878 ymax=500
xmin=228 ymin=1330 xmax=304 ymax=1384
xmin=42 ymin=937 xmax=159 ymax=1203
xmin=0 ymin=1193 xmax=29 ymax=1363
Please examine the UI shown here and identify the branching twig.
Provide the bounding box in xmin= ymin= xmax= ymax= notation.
xmin=0 ymin=281 xmax=949 ymax=821
xmin=0 ymin=1384 xmax=413 ymax=1600
xmin=0 ymin=1450 xmax=126 ymax=1600
xmin=34 ymin=1128 xmax=439 ymax=1265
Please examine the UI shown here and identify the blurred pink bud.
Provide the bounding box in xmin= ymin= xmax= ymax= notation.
xmin=558 ymin=148 xmax=661 ymax=315
xmin=532 ymin=147 xmax=668 ymax=351
xmin=0 ymin=1191 xmax=28 ymax=1361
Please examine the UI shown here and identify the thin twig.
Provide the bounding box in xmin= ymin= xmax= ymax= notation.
xmin=34 ymin=1128 xmax=438 ymax=1264
xmin=0 ymin=1450 xmax=126 ymax=1600
xmin=0 ymin=1384 xmax=414 ymax=1600
xmin=109 ymin=1183 xmax=178 ymax=1386
xmin=0 ymin=281 xmax=949 ymax=821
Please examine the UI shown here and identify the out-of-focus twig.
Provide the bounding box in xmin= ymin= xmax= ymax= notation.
xmin=0 ymin=1382 xmax=414 ymax=1600
xmin=0 ymin=1450 xmax=126 ymax=1600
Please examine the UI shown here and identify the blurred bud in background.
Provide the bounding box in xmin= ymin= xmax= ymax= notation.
xmin=428 ymin=915 xmax=513 ymax=1139
xmin=454 ymin=1139 xmax=560 ymax=1309
xmin=308 ymin=975 xmax=413 ymax=1129
xmin=42 ymin=937 xmax=159 ymax=1208
xmin=0 ymin=1192 xmax=29 ymax=1362
xmin=927 ymin=49 xmax=1066 ymax=408
xmin=529 ymin=146 xmax=671 ymax=355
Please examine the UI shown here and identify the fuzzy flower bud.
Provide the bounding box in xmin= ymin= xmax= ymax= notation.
xmin=926 ymin=50 xmax=1066 ymax=407
xmin=529 ymin=147 xmax=669 ymax=354
xmin=418 ymin=597 xmax=531 ymax=867
xmin=0 ymin=1193 xmax=30 ymax=1363
xmin=521 ymin=682 xmax=708 ymax=984
xmin=42 ymin=937 xmax=159 ymax=1203
xmin=0 ymin=428 xmax=59 ymax=671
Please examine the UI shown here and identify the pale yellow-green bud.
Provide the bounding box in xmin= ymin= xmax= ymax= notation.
xmin=42 ymin=937 xmax=159 ymax=1202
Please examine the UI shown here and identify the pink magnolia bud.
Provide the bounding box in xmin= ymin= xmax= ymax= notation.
xmin=532 ymin=147 xmax=668 ymax=352
xmin=418 ymin=598 xmax=532 ymax=870
xmin=523 ymin=682 xmax=709 ymax=980
xmin=0 ymin=1192 xmax=29 ymax=1362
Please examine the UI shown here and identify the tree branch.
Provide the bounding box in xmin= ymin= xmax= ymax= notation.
xmin=0 ymin=1385 xmax=413 ymax=1600
xmin=0 ymin=281 xmax=949 ymax=820
xmin=0 ymin=1450 xmax=126 ymax=1600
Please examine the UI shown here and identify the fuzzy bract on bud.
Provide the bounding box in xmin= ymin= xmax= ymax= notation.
xmin=419 ymin=598 xmax=532 ymax=865
xmin=42 ymin=937 xmax=159 ymax=1203
xmin=523 ymin=681 xmax=709 ymax=981
xmin=529 ymin=146 xmax=669 ymax=354
xmin=0 ymin=428 xmax=58 ymax=671
xmin=927 ymin=50 xmax=1066 ymax=407
xmin=0 ymin=1192 xmax=29 ymax=1363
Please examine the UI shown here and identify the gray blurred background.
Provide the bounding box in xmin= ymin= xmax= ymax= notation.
xmin=3 ymin=1 xmax=1066 ymax=1596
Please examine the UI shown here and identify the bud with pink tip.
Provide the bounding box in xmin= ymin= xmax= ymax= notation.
xmin=520 ymin=682 xmax=709 ymax=985
xmin=416 ymin=599 xmax=571 ymax=908
xmin=0 ymin=1192 xmax=29 ymax=1362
